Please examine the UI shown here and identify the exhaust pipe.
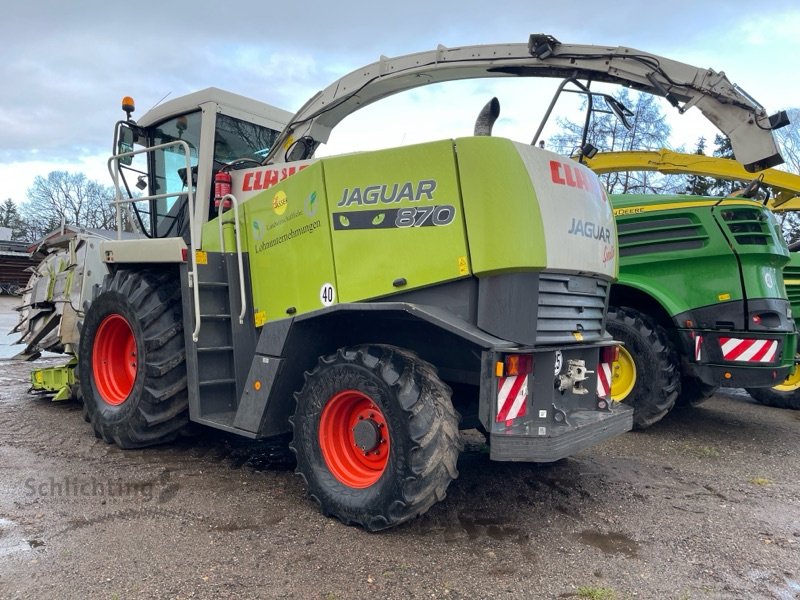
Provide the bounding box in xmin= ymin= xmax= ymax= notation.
xmin=474 ymin=97 xmax=500 ymax=136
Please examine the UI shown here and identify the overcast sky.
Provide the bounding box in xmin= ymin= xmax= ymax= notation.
xmin=2 ymin=1 xmax=799 ymax=204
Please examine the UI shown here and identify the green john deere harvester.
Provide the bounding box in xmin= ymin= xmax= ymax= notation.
xmin=581 ymin=151 xmax=799 ymax=425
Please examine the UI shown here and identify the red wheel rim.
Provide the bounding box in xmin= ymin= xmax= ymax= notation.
xmin=92 ymin=314 xmax=137 ymax=406
xmin=319 ymin=390 xmax=390 ymax=488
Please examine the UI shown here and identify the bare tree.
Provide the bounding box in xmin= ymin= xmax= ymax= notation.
xmin=774 ymin=108 xmax=800 ymax=175
xmin=549 ymin=89 xmax=684 ymax=194
xmin=19 ymin=171 xmax=117 ymax=240
xmin=759 ymin=109 xmax=800 ymax=245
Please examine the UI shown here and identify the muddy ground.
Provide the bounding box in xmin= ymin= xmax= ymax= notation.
xmin=1 ymin=316 xmax=799 ymax=598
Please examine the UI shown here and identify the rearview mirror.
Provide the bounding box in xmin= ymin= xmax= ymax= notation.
xmin=118 ymin=124 xmax=135 ymax=166
xmin=605 ymin=96 xmax=634 ymax=130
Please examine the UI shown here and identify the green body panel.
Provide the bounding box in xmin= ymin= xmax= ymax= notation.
xmin=714 ymin=204 xmax=789 ymax=300
xmin=201 ymin=219 xmax=224 ymax=252
xmin=242 ymin=162 xmax=335 ymax=322
xmin=455 ymin=137 xmax=546 ymax=275
xmin=612 ymin=194 xmax=790 ymax=318
xmin=323 ymin=141 xmax=468 ymax=302
xmin=783 ymin=252 xmax=800 ymax=323
xmin=202 ymin=163 xmax=336 ymax=321
xmin=202 ymin=138 xmax=616 ymax=327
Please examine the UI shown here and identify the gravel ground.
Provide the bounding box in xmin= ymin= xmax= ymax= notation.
xmin=0 ymin=298 xmax=799 ymax=599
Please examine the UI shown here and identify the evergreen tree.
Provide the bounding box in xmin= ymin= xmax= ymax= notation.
xmin=685 ymin=137 xmax=713 ymax=196
xmin=710 ymin=134 xmax=736 ymax=197
xmin=0 ymin=198 xmax=28 ymax=241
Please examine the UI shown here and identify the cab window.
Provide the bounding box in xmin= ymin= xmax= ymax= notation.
xmin=214 ymin=114 xmax=279 ymax=164
xmin=149 ymin=111 xmax=201 ymax=237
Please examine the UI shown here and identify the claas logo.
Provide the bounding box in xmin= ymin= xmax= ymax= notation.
xmin=549 ymin=160 xmax=606 ymax=203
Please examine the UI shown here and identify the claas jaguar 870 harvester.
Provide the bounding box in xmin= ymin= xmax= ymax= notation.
xmin=16 ymin=35 xmax=787 ymax=529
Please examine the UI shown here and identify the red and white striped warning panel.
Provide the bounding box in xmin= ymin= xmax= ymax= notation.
xmin=597 ymin=361 xmax=611 ymax=398
xmin=694 ymin=334 xmax=703 ymax=362
xmin=719 ymin=337 xmax=778 ymax=363
xmin=496 ymin=375 xmax=528 ymax=422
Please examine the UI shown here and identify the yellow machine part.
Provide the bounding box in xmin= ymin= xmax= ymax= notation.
xmin=581 ymin=149 xmax=800 ymax=212
xmin=610 ymin=346 xmax=637 ymax=402
xmin=30 ymin=358 xmax=77 ymax=402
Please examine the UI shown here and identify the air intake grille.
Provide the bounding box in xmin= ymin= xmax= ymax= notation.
xmin=617 ymin=216 xmax=708 ymax=258
xmin=536 ymin=273 xmax=609 ymax=344
xmin=719 ymin=207 xmax=772 ymax=246
xmin=783 ymin=263 xmax=800 ymax=315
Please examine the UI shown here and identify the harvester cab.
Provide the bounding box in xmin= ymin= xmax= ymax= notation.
xmin=110 ymin=88 xmax=293 ymax=241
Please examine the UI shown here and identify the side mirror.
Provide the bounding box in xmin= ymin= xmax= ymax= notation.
xmin=118 ymin=124 xmax=136 ymax=166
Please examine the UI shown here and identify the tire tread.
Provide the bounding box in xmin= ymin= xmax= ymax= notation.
xmin=607 ymin=306 xmax=680 ymax=429
xmin=290 ymin=344 xmax=461 ymax=531
xmin=80 ymin=269 xmax=189 ymax=449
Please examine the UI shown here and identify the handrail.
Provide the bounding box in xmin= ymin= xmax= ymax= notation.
xmin=217 ymin=194 xmax=247 ymax=325
xmin=107 ymin=140 xmax=202 ymax=342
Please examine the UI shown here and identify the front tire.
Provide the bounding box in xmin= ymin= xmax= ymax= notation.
xmin=606 ymin=307 xmax=680 ymax=429
xmin=291 ymin=344 xmax=461 ymax=531
xmin=79 ymin=269 xmax=189 ymax=448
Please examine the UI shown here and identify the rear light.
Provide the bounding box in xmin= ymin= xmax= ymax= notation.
xmin=504 ymin=354 xmax=533 ymax=376
xmin=600 ymin=345 xmax=619 ymax=363
xmin=751 ymin=312 xmax=781 ymax=327
xmin=181 ymin=248 xmax=188 ymax=262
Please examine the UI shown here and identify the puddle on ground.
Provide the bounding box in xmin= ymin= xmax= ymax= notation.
xmin=748 ymin=568 xmax=800 ymax=600
xmin=577 ymin=530 xmax=639 ymax=558
xmin=0 ymin=517 xmax=37 ymax=558
xmin=778 ymin=578 xmax=800 ymax=600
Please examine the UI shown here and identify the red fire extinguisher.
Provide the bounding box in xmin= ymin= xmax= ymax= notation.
xmin=214 ymin=170 xmax=232 ymax=211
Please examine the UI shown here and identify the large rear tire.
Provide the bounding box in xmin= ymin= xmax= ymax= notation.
xmin=606 ymin=307 xmax=680 ymax=429
xmin=79 ymin=269 xmax=189 ymax=448
xmin=291 ymin=344 xmax=461 ymax=531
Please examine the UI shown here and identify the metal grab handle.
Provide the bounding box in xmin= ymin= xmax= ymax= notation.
xmin=217 ymin=194 xmax=247 ymax=325
xmin=108 ymin=139 xmax=201 ymax=342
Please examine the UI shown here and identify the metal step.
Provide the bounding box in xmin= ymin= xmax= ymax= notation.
xmin=182 ymin=252 xmax=258 ymax=436
xmin=198 ymin=378 xmax=236 ymax=387
xmin=197 ymin=346 xmax=234 ymax=353
xmin=192 ymin=410 xmax=257 ymax=438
